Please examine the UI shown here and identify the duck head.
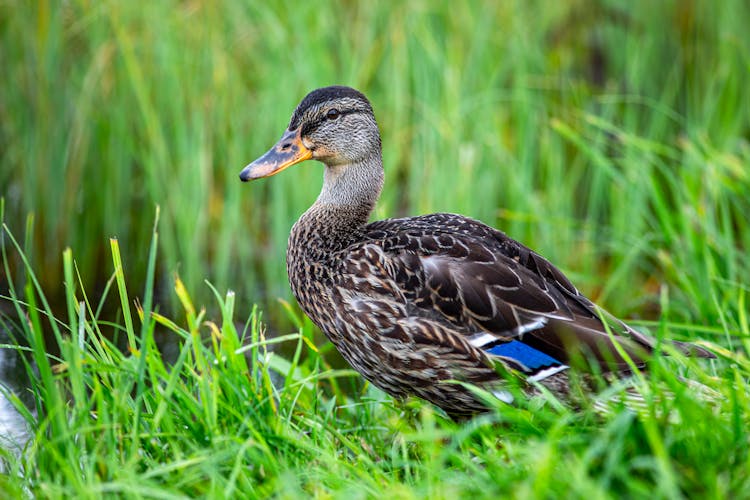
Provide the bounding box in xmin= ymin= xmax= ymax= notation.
xmin=240 ymin=86 xmax=381 ymax=181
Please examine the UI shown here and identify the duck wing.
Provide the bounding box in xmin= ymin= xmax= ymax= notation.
xmin=355 ymin=213 xmax=712 ymax=377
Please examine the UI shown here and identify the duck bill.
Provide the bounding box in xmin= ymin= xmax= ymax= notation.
xmin=239 ymin=128 xmax=313 ymax=181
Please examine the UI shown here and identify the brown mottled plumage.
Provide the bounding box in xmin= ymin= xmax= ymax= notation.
xmin=240 ymin=86 xmax=714 ymax=418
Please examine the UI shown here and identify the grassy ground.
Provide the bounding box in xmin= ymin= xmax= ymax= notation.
xmin=1 ymin=222 xmax=748 ymax=498
xmin=1 ymin=0 xmax=749 ymax=497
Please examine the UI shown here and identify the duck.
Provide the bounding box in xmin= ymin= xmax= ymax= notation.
xmin=239 ymin=85 xmax=714 ymax=419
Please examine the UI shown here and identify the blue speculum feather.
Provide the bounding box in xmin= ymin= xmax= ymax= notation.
xmin=486 ymin=340 xmax=563 ymax=371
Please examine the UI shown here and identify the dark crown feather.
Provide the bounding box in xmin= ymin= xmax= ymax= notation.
xmin=289 ymin=86 xmax=373 ymax=130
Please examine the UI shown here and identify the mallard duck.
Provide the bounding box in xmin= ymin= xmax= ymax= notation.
xmin=240 ymin=86 xmax=714 ymax=418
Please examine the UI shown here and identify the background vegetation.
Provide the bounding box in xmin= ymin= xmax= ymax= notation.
xmin=1 ymin=0 xmax=748 ymax=497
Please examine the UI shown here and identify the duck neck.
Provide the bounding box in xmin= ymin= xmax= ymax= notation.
xmin=307 ymin=153 xmax=384 ymax=231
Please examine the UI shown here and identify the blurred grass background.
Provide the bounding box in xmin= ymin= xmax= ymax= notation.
xmin=1 ymin=0 xmax=749 ymax=332
xmin=1 ymin=1 xmax=750 ymax=496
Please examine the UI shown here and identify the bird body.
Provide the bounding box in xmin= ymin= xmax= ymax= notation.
xmin=240 ymin=86 xmax=713 ymax=418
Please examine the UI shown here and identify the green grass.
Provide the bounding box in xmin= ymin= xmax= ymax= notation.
xmin=1 ymin=0 xmax=749 ymax=497
xmin=1 ymin=220 xmax=748 ymax=498
xmin=2 ymin=0 xmax=748 ymax=325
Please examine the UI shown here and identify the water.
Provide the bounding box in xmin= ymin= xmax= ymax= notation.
xmin=0 ymin=327 xmax=34 ymax=473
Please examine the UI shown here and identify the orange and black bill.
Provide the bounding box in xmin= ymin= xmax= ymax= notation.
xmin=239 ymin=128 xmax=312 ymax=181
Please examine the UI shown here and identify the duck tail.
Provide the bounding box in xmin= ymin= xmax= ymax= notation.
xmin=670 ymin=339 xmax=715 ymax=359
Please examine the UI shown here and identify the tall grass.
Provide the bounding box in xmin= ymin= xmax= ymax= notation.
xmin=1 ymin=1 xmax=748 ymax=329
xmin=1 ymin=218 xmax=748 ymax=497
xmin=1 ymin=0 xmax=749 ymax=496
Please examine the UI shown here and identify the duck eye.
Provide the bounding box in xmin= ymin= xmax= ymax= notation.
xmin=326 ymin=108 xmax=340 ymax=120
